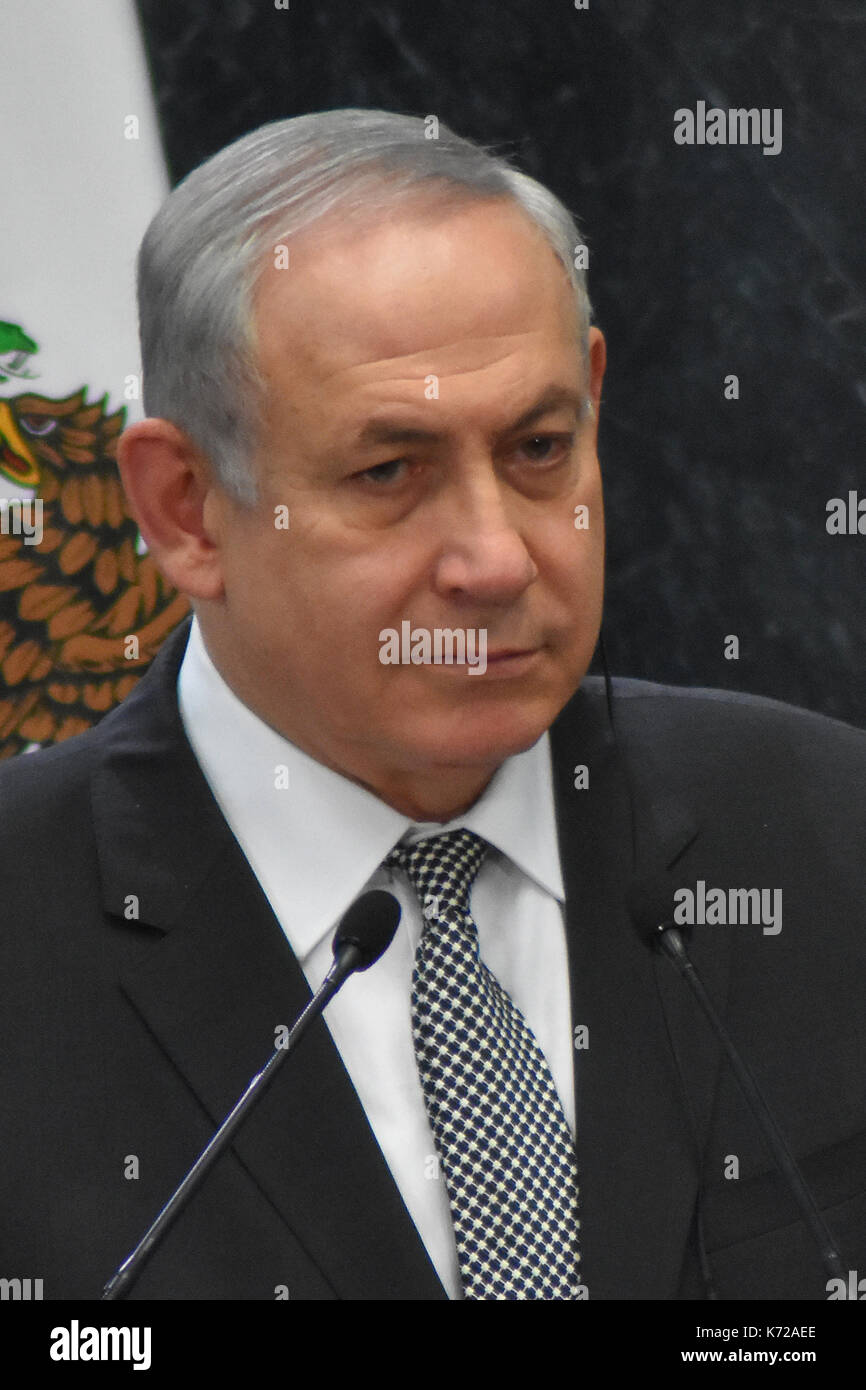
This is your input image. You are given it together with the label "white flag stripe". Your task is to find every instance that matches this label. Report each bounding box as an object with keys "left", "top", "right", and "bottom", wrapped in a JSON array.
[{"left": 0, "top": 0, "right": 167, "bottom": 506}]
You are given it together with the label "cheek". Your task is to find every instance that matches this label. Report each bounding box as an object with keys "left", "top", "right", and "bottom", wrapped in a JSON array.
[
  {"left": 254, "top": 547, "right": 412, "bottom": 675},
  {"left": 572, "top": 474, "right": 605, "bottom": 589},
  {"left": 549, "top": 504, "right": 604, "bottom": 592}
]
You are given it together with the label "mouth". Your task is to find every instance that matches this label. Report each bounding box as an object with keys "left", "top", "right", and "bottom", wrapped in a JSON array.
[
  {"left": 416, "top": 646, "right": 542, "bottom": 678},
  {"left": 485, "top": 647, "right": 539, "bottom": 662},
  {"left": 476, "top": 647, "right": 543, "bottom": 678}
]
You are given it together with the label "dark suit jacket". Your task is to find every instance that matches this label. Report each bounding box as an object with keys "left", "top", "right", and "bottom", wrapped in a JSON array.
[{"left": 1, "top": 618, "right": 865, "bottom": 1300}]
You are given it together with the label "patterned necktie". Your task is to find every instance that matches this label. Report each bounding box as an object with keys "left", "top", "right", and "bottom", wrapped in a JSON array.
[{"left": 385, "top": 828, "right": 582, "bottom": 1299}]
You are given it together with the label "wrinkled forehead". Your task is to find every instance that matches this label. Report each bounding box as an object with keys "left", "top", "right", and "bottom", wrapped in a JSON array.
[{"left": 250, "top": 195, "right": 583, "bottom": 396}]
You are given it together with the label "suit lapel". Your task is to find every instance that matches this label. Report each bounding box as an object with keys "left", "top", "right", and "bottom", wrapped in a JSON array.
[
  {"left": 91, "top": 621, "right": 445, "bottom": 1300},
  {"left": 550, "top": 681, "right": 731, "bottom": 1299}
]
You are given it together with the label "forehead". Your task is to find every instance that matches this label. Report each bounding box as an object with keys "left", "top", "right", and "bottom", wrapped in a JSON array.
[{"left": 251, "top": 196, "right": 583, "bottom": 400}]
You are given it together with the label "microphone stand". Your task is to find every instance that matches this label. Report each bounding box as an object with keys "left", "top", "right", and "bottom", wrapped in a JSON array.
[
  {"left": 103, "top": 893, "right": 399, "bottom": 1301},
  {"left": 656, "top": 924, "right": 846, "bottom": 1283}
]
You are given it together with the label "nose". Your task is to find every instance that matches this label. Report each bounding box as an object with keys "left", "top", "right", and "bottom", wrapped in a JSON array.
[{"left": 431, "top": 467, "right": 538, "bottom": 605}]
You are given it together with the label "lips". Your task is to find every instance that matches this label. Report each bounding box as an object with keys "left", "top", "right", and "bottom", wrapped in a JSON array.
[{"left": 485, "top": 647, "right": 539, "bottom": 661}]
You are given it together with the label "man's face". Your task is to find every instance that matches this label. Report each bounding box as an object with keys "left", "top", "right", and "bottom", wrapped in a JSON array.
[{"left": 202, "top": 195, "right": 605, "bottom": 810}]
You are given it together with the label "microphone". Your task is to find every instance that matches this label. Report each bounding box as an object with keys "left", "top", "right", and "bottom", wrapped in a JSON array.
[
  {"left": 330, "top": 888, "right": 402, "bottom": 980},
  {"left": 629, "top": 873, "right": 845, "bottom": 1284},
  {"left": 102, "top": 890, "right": 401, "bottom": 1301}
]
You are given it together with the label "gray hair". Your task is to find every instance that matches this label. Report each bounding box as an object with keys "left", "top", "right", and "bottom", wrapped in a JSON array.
[{"left": 138, "top": 109, "right": 593, "bottom": 504}]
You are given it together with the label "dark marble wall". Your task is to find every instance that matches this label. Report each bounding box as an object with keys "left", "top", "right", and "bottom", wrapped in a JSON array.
[{"left": 136, "top": 0, "right": 866, "bottom": 725}]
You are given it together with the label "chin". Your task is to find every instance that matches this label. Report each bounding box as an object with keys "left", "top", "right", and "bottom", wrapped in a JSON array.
[{"left": 399, "top": 700, "right": 556, "bottom": 770}]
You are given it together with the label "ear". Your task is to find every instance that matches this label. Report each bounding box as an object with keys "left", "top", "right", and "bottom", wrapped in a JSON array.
[
  {"left": 587, "top": 326, "right": 606, "bottom": 418},
  {"left": 116, "top": 418, "right": 226, "bottom": 600}
]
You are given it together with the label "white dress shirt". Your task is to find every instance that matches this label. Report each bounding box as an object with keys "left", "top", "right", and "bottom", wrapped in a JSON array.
[{"left": 177, "top": 616, "right": 576, "bottom": 1298}]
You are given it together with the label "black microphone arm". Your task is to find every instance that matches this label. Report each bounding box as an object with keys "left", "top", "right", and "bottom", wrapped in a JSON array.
[
  {"left": 629, "top": 875, "right": 846, "bottom": 1285},
  {"left": 102, "top": 889, "right": 401, "bottom": 1301}
]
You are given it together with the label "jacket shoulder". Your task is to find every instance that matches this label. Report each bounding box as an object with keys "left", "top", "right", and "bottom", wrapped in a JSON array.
[
  {"left": 581, "top": 673, "right": 866, "bottom": 749},
  {"left": 0, "top": 620, "right": 189, "bottom": 833},
  {"left": 572, "top": 674, "right": 866, "bottom": 803},
  {"left": 0, "top": 722, "right": 104, "bottom": 826}
]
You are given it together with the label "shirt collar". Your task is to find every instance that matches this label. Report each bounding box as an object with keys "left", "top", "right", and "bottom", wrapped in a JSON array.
[{"left": 177, "top": 616, "right": 565, "bottom": 961}]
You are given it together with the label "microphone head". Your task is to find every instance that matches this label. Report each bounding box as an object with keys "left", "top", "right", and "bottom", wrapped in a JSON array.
[
  {"left": 627, "top": 872, "right": 678, "bottom": 950},
  {"left": 333, "top": 890, "right": 401, "bottom": 971}
]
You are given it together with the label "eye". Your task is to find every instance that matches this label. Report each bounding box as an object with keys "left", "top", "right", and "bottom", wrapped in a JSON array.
[
  {"left": 515, "top": 433, "right": 574, "bottom": 465},
  {"left": 19, "top": 415, "right": 57, "bottom": 437},
  {"left": 356, "top": 458, "right": 410, "bottom": 485}
]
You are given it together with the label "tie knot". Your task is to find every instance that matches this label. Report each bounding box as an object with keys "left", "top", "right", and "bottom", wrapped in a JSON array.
[{"left": 385, "top": 828, "right": 489, "bottom": 923}]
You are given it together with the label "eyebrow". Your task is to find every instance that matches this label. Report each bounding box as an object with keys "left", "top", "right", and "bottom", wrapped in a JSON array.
[{"left": 350, "top": 385, "right": 585, "bottom": 449}]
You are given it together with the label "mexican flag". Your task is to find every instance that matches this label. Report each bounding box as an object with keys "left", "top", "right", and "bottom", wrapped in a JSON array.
[{"left": 0, "top": 0, "right": 188, "bottom": 757}]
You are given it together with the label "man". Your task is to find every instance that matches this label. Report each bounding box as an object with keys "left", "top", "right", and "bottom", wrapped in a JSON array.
[{"left": 1, "top": 110, "right": 864, "bottom": 1302}]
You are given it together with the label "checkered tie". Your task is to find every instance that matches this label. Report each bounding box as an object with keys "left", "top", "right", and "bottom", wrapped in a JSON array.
[{"left": 386, "top": 828, "right": 582, "bottom": 1299}]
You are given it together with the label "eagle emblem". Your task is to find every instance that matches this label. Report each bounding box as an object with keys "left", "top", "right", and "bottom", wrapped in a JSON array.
[{"left": 0, "top": 319, "right": 189, "bottom": 757}]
